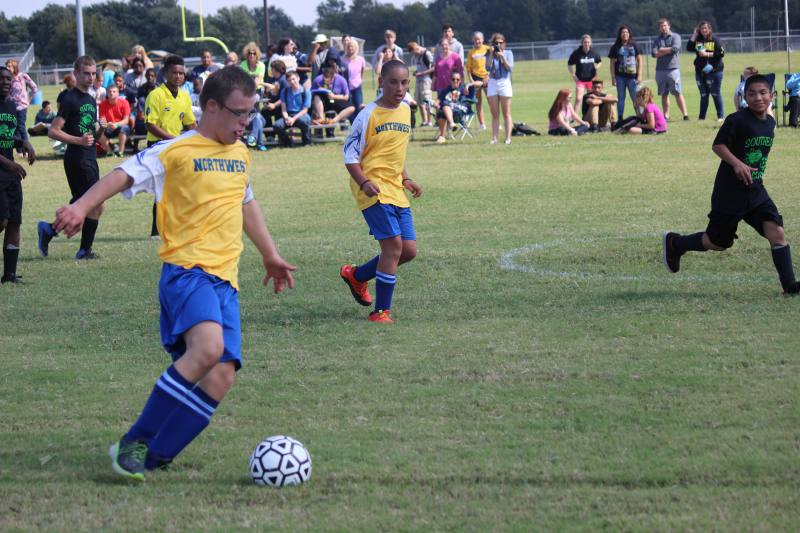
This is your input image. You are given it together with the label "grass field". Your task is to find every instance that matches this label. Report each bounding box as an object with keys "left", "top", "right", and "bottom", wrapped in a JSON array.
[{"left": 2, "top": 52, "right": 800, "bottom": 531}]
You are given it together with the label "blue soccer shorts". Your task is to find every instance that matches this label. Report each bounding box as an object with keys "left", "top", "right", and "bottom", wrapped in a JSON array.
[
  {"left": 158, "top": 263, "right": 242, "bottom": 370},
  {"left": 361, "top": 202, "right": 416, "bottom": 241}
]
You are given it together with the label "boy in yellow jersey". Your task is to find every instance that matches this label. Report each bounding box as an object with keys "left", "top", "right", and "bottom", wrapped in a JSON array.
[
  {"left": 145, "top": 54, "right": 195, "bottom": 238},
  {"left": 52, "top": 67, "right": 295, "bottom": 480},
  {"left": 340, "top": 60, "right": 423, "bottom": 324}
]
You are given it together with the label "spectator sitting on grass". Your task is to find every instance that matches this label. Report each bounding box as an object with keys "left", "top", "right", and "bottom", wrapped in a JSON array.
[
  {"left": 99, "top": 84, "right": 133, "bottom": 156},
  {"left": 582, "top": 79, "right": 617, "bottom": 131},
  {"left": 547, "top": 88, "right": 589, "bottom": 136},
  {"left": 27, "top": 100, "right": 56, "bottom": 136},
  {"left": 615, "top": 86, "right": 667, "bottom": 135},
  {"left": 434, "top": 71, "right": 473, "bottom": 144},
  {"left": 274, "top": 70, "right": 312, "bottom": 147},
  {"left": 311, "top": 64, "right": 354, "bottom": 126}
]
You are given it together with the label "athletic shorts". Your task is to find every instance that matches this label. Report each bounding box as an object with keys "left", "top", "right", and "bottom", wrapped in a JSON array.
[
  {"left": 575, "top": 80, "right": 593, "bottom": 90},
  {"left": 63, "top": 150, "right": 100, "bottom": 204},
  {"left": 487, "top": 78, "right": 513, "bottom": 98},
  {"left": 159, "top": 263, "right": 243, "bottom": 370},
  {"left": 0, "top": 180, "right": 23, "bottom": 224},
  {"left": 104, "top": 125, "right": 131, "bottom": 137},
  {"left": 414, "top": 77, "right": 433, "bottom": 105},
  {"left": 362, "top": 202, "right": 416, "bottom": 241},
  {"left": 705, "top": 198, "right": 783, "bottom": 249},
  {"left": 656, "top": 69, "right": 682, "bottom": 96},
  {"left": 321, "top": 98, "right": 352, "bottom": 114}
]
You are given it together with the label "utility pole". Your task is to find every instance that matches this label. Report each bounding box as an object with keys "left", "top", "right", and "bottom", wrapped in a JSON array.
[
  {"left": 76, "top": 0, "right": 85, "bottom": 57},
  {"left": 263, "top": 0, "right": 271, "bottom": 50},
  {"left": 785, "top": 0, "right": 791, "bottom": 72}
]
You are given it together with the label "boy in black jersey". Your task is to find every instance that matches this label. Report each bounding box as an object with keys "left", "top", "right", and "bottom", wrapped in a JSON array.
[
  {"left": 38, "top": 55, "right": 104, "bottom": 260},
  {"left": 0, "top": 66, "right": 36, "bottom": 283},
  {"left": 663, "top": 75, "right": 800, "bottom": 294}
]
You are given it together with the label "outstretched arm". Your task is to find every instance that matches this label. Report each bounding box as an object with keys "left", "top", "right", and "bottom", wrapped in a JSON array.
[
  {"left": 54, "top": 169, "right": 133, "bottom": 236},
  {"left": 243, "top": 199, "right": 296, "bottom": 293}
]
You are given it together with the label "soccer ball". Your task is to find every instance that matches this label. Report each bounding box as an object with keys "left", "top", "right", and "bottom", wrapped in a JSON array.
[{"left": 249, "top": 435, "right": 312, "bottom": 487}]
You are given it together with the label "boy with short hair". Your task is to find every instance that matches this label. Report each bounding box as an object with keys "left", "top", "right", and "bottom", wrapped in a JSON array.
[
  {"left": 582, "top": 79, "right": 618, "bottom": 131},
  {"left": 52, "top": 66, "right": 296, "bottom": 480},
  {"left": 663, "top": 74, "right": 799, "bottom": 295},
  {"left": 340, "top": 60, "right": 423, "bottom": 324},
  {"left": 0, "top": 66, "right": 36, "bottom": 284},
  {"left": 39, "top": 55, "right": 104, "bottom": 260}
]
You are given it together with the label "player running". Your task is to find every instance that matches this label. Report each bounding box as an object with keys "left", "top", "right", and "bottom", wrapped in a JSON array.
[
  {"left": 663, "top": 74, "right": 800, "bottom": 295},
  {"left": 340, "top": 60, "right": 423, "bottom": 324},
  {"left": 53, "top": 66, "right": 296, "bottom": 480}
]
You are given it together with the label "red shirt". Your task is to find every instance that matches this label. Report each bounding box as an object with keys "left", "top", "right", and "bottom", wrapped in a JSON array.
[{"left": 99, "top": 97, "right": 131, "bottom": 124}]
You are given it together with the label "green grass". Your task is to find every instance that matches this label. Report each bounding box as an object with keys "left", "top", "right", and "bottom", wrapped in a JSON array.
[{"left": 2, "top": 52, "right": 800, "bottom": 531}]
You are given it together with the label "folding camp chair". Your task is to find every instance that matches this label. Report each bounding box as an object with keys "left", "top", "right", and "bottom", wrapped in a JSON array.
[{"left": 454, "top": 97, "right": 477, "bottom": 140}]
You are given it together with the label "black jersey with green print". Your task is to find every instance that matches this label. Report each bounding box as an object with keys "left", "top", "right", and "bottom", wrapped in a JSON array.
[
  {"left": 57, "top": 88, "right": 98, "bottom": 159},
  {"left": 0, "top": 97, "right": 23, "bottom": 182},
  {"left": 711, "top": 108, "right": 775, "bottom": 214}
]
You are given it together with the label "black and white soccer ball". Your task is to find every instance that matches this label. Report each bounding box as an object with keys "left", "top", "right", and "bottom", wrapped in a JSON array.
[{"left": 249, "top": 435, "right": 312, "bottom": 487}]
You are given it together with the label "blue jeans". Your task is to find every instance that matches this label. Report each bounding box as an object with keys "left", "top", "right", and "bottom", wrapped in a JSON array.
[
  {"left": 273, "top": 113, "right": 311, "bottom": 146},
  {"left": 695, "top": 70, "right": 724, "bottom": 119},
  {"left": 615, "top": 76, "right": 638, "bottom": 120},
  {"left": 248, "top": 112, "right": 266, "bottom": 147}
]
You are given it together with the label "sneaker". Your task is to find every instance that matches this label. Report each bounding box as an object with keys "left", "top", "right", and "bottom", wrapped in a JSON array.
[
  {"left": 368, "top": 310, "right": 394, "bottom": 324},
  {"left": 109, "top": 436, "right": 147, "bottom": 481},
  {"left": 245, "top": 135, "right": 256, "bottom": 147},
  {"left": 257, "top": 145, "right": 267, "bottom": 152},
  {"left": 717, "top": 118, "right": 724, "bottom": 123},
  {"left": 504, "top": 139, "right": 512, "bottom": 145},
  {"left": 783, "top": 281, "right": 800, "bottom": 295},
  {"left": 478, "top": 123, "right": 487, "bottom": 131},
  {"left": 683, "top": 115, "right": 690, "bottom": 121},
  {"left": 75, "top": 248, "right": 99, "bottom": 260},
  {"left": 340, "top": 264, "right": 372, "bottom": 306},
  {"left": 1, "top": 273, "right": 22, "bottom": 284},
  {"left": 37, "top": 220, "right": 56, "bottom": 258},
  {"left": 435, "top": 135, "right": 446, "bottom": 143},
  {"left": 662, "top": 232, "right": 683, "bottom": 273}
]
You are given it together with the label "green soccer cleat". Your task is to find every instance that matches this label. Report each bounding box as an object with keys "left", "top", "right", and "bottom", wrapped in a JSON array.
[{"left": 109, "top": 436, "right": 148, "bottom": 482}]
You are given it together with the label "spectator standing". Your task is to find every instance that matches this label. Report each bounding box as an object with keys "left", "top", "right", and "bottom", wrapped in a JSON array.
[
  {"left": 89, "top": 73, "right": 106, "bottom": 106},
  {"left": 486, "top": 33, "right": 514, "bottom": 145},
  {"left": 130, "top": 45, "right": 154, "bottom": 70},
  {"left": 407, "top": 41, "right": 434, "bottom": 127},
  {"left": 99, "top": 85, "right": 133, "bottom": 155},
  {"left": 240, "top": 42, "right": 266, "bottom": 89},
  {"left": 466, "top": 32, "right": 490, "bottom": 130},
  {"left": 652, "top": 18, "right": 689, "bottom": 121},
  {"left": 567, "top": 35, "right": 602, "bottom": 116},
  {"left": 372, "top": 29, "right": 404, "bottom": 68},
  {"left": 433, "top": 39, "right": 463, "bottom": 92},
  {"left": 437, "top": 24, "right": 464, "bottom": 63},
  {"left": 374, "top": 47, "right": 398, "bottom": 89},
  {"left": 5, "top": 59, "right": 37, "bottom": 141},
  {"left": 270, "top": 39, "right": 299, "bottom": 74},
  {"left": 548, "top": 89, "right": 589, "bottom": 136},
  {"left": 190, "top": 50, "right": 221, "bottom": 82},
  {"left": 785, "top": 72, "right": 800, "bottom": 127},
  {"left": 57, "top": 74, "right": 76, "bottom": 111},
  {"left": 608, "top": 26, "right": 643, "bottom": 121},
  {"left": 144, "top": 55, "right": 196, "bottom": 237},
  {"left": 124, "top": 58, "right": 147, "bottom": 106},
  {"left": 343, "top": 40, "right": 367, "bottom": 112},
  {"left": 687, "top": 21, "right": 725, "bottom": 121},
  {"left": 582, "top": 79, "right": 617, "bottom": 131},
  {"left": 274, "top": 71, "right": 312, "bottom": 146},
  {"left": 308, "top": 34, "right": 341, "bottom": 80},
  {"left": 134, "top": 67, "right": 157, "bottom": 136}
]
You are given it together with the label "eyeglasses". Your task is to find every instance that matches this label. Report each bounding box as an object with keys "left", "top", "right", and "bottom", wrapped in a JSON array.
[
  {"left": 451, "top": 78, "right": 461, "bottom": 81},
  {"left": 248, "top": 51, "right": 258, "bottom": 56},
  {"left": 221, "top": 102, "right": 258, "bottom": 123}
]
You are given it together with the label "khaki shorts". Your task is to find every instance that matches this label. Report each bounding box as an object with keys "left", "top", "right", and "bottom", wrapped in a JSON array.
[{"left": 414, "top": 77, "right": 432, "bottom": 105}]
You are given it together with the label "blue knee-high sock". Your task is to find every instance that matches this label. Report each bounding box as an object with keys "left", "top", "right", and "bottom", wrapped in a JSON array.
[
  {"left": 146, "top": 386, "right": 218, "bottom": 468},
  {"left": 771, "top": 244, "right": 796, "bottom": 290},
  {"left": 126, "top": 365, "right": 195, "bottom": 443},
  {"left": 374, "top": 270, "right": 396, "bottom": 311},
  {"left": 355, "top": 255, "right": 379, "bottom": 282}
]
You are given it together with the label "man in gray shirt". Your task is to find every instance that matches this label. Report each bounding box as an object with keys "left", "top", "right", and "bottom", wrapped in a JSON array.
[
  {"left": 435, "top": 24, "right": 464, "bottom": 63},
  {"left": 651, "top": 18, "right": 689, "bottom": 121}
]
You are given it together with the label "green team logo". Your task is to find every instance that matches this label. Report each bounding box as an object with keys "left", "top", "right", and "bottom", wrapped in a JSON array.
[
  {"left": 78, "top": 103, "right": 96, "bottom": 135},
  {"left": 744, "top": 135, "right": 772, "bottom": 180},
  {"left": 0, "top": 113, "right": 17, "bottom": 149},
  {"left": 744, "top": 150, "right": 763, "bottom": 166}
]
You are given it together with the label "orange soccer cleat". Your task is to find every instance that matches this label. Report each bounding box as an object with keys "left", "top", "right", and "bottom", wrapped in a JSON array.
[
  {"left": 340, "top": 264, "right": 373, "bottom": 306},
  {"left": 368, "top": 310, "right": 394, "bottom": 324}
]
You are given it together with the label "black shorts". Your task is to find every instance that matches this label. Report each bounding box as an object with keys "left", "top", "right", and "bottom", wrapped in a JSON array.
[
  {"left": 0, "top": 180, "right": 23, "bottom": 224},
  {"left": 322, "top": 98, "right": 353, "bottom": 114},
  {"left": 64, "top": 150, "right": 100, "bottom": 204},
  {"left": 706, "top": 197, "right": 784, "bottom": 248}
]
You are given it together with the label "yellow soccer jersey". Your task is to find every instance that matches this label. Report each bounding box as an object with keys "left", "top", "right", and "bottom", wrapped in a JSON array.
[
  {"left": 343, "top": 100, "right": 411, "bottom": 211},
  {"left": 119, "top": 131, "right": 254, "bottom": 289},
  {"left": 467, "top": 44, "right": 489, "bottom": 79},
  {"left": 144, "top": 84, "right": 196, "bottom": 143}
]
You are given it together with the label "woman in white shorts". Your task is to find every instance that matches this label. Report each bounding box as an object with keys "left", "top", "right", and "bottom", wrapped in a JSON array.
[{"left": 486, "top": 33, "right": 514, "bottom": 144}]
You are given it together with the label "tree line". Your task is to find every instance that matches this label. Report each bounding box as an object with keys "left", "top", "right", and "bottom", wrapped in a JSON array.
[{"left": 1, "top": 0, "right": 798, "bottom": 65}]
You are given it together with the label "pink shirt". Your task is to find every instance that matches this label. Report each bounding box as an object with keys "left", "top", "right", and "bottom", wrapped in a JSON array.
[
  {"left": 548, "top": 105, "right": 577, "bottom": 130},
  {"left": 433, "top": 53, "right": 463, "bottom": 91},
  {"left": 345, "top": 56, "right": 365, "bottom": 90},
  {"left": 646, "top": 102, "right": 667, "bottom": 132}
]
